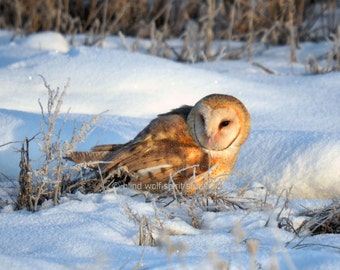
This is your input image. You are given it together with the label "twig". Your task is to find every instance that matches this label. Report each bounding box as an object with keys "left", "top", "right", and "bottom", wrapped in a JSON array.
[
  {"left": 252, "top": 62, "right": 278, "bottom": 74},
  {"left": 0, "top": 140, "right": 24, "bottom": 148}
]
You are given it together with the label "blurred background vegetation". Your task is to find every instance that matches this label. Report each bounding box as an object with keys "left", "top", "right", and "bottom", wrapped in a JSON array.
[
  {"left": 0, "top": 1, "right": 339, "bottom": 63},
  {"left": 0, "top": 1, "right": 338, "bottom": 41}
]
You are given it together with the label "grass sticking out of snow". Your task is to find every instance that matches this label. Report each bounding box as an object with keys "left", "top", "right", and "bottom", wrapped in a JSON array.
[{"left": 15, "top": 78, "right": 101, "bottom": 211}]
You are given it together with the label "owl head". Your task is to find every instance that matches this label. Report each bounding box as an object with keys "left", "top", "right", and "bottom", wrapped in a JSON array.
[{"left": 187, "top": 94, "right": 251, "bottom": 152}]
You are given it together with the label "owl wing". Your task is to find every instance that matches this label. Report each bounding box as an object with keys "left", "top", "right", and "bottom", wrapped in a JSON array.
[
  {"left": 66, "top": 105, "right": 210, "bottom": 191},
  {"left": 65, "top": 107, "right": 193, "bottom": 168},
  {"left": 99, "top": 106, "right": 210, "bottom": 190}
]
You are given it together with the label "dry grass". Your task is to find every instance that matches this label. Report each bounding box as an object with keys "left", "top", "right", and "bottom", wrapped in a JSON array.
[
  {"left": 298, "top": 201, "right": 340, "bottom": 236},
  {"left": 69, "top": 158, "right": 270, "bottom": 232},
  {"left": 63, "top": 162, "right": 137, "bottom": 194},
  {"left": 124, "top": 204, "right": 158, "bottom": 247},
  {"left": 305, "top": 25, "right": 340, "bottom": 74},
  {"left": 278, "top": 201, "right": 340, "bottom": 250},
  {"left": 15, "top": 77, "right": 101, "bottom": 211},
  {"left": 66, "top": 160, "right": 266, "bottom": 210},
  {"left": 0, "top": 0, "right": 339, "bottom": 62}
]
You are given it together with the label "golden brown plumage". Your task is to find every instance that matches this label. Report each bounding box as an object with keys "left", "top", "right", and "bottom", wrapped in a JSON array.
[{"left": 66, "top": 94, "right": 250, "bottom": 194}]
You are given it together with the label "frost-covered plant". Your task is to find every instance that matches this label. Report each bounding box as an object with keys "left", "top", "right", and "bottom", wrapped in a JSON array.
[
  {"left": 17, "top": 77, "right": 100, "bottom": 211},
  {"left": 298, "top": 201, "right": 340, "bottom": 236},
  {"left": 124, "top": 204, "right": 158, "bottom": 247},
  {"left": 305, "top": 26, "right": 340, "bottom": 74},
  {"left": 142, "top": 166, "right": 271, "bottom": 231}
]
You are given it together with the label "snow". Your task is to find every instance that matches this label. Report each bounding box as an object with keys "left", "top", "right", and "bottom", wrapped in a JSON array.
[
  {"left": 23, "top": 31, "right": 70, "bottom": 53},
  {"left": 0, "top": 31, "right": 339, "bottom": 269}
]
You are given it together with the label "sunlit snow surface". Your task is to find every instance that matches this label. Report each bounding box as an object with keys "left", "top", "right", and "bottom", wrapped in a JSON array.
[{"left": 0, "top": 31, "right": 339, "bottom": 269}]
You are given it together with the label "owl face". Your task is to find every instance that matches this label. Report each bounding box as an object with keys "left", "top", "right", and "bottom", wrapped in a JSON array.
[
  {"left": 193, "top": 103, "right": 241, "bottom": 151},
  {"left": 187, "top": 94, "right": 250, "bottom": 152}
]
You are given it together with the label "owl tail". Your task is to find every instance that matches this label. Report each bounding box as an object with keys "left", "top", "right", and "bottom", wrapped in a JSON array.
[
  {"left": 65, "top": 150, "right": 111, "bottom": 169},
  {"left": 65, "top": 144, "right": 123, "bottom": 168}
]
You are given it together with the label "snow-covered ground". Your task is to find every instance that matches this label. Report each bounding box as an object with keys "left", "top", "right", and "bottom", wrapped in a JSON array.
[{"left": 0, "top": 30, "right": 339, "bottom": 269}]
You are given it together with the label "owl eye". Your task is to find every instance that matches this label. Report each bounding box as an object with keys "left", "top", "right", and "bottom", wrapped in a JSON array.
[
  {"left": 200, "top": 115, "right": 205, "bottom": 125},
  {"left": 220, "top": 120, "right": 230, "bottom": 128}
]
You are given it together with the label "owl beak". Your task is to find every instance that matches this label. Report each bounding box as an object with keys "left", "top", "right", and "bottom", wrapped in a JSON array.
[
  {"left": 208, "top": 134, "right": 217, "bottom": 148},
  {"left": 205, "top": 126, "right": 218, "bottom": 148}
]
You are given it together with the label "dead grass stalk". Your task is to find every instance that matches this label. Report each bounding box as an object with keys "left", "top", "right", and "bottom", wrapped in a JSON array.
[
  {"left": 15, "top": 77, "right": 100, "bottom": 211},
  {"left": 1, "top": 1, "right": 338, "bottom": 63}
]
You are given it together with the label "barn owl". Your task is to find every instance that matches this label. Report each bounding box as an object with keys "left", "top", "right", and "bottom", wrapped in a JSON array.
[{"left": 66, "top": 94, "right": 251, "bottom": 194}]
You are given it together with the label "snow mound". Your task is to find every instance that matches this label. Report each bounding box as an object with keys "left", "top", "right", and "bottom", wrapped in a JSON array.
[
  {"left": 23, "top": 31, "right": 69, "bottom": 53},
  {"left": 278, "top": 140, "right": 340, "bottom": 198}
]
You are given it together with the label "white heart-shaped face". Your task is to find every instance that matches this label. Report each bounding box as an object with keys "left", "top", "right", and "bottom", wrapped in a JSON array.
[{"left": 193, "top": 102, "right": 241, "bottom": 151}]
